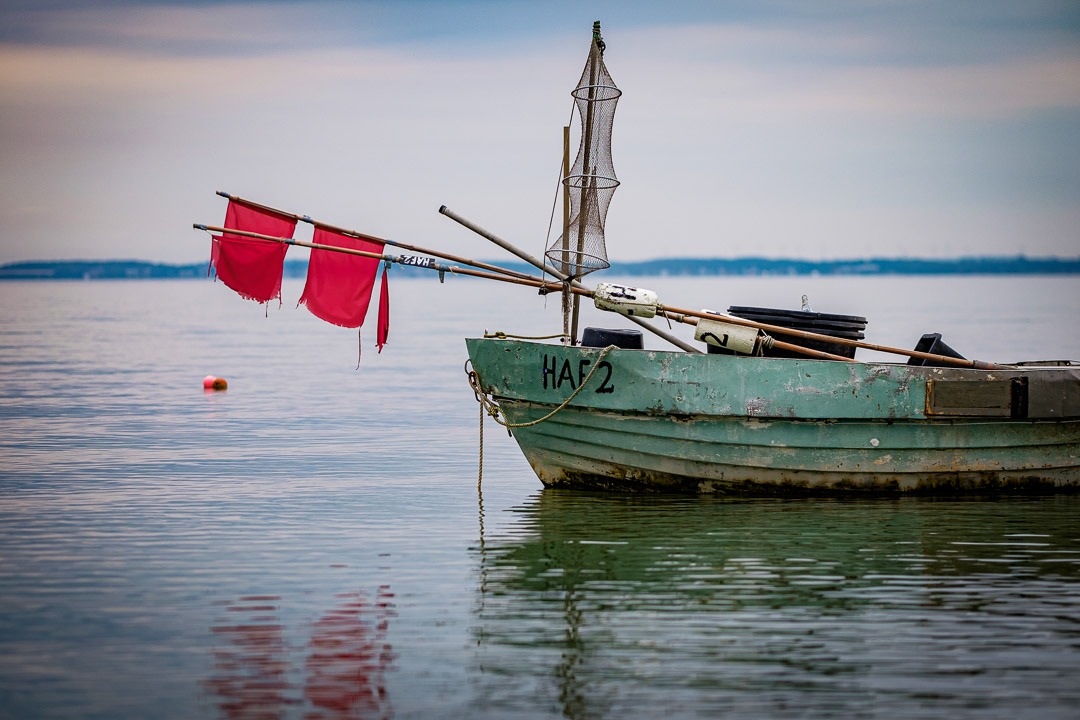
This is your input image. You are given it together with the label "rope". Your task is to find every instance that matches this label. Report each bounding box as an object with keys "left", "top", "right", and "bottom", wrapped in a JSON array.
[
  {"left": 466, "top": 344, "right": 616, "bottom": 430},
  {"left": 484, "top": 330, "right": 570, "bottom": 342},
  {"left": 468, "top": 344, "right": 617, "bottom": 488},
  {"left": 477, "top": 379, "right": 485, "bottom": 490}
]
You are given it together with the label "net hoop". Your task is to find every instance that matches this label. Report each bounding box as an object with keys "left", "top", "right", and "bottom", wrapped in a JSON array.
[
  {"left": 544, "top": 248, "right": 612, "bottom": 273},
  {"left": 571, "top": 84, "right": 622, "bottom": 102},
  {"left": 562, "top": 172, "right": 620, "bottom": 191}
]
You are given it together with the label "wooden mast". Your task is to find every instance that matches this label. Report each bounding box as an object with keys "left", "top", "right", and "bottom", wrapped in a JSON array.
[
  {"left": 569, "top": 21, "right": 603, "bottom": 345},
  {"left": 561, "top": 125, "right": 572, "bottom": 342}
]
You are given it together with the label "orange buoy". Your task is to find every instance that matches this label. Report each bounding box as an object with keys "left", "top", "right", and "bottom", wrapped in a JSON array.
[{"left": 203, "top": 375, "right": 228, "bottom": 391}]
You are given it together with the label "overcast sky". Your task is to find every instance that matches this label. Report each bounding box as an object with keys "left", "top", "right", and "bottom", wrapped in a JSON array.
[{"left": 1, "top": 0, "right": 1078, "bottom": 265}]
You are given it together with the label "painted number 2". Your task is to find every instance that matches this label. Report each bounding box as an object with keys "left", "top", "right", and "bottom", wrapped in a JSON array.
[
  {"left": 700, "top": 332, "right": 730, "bottom": 347},
  {"left": 542, "top": 355, "right": 615, "bottom": 394}
]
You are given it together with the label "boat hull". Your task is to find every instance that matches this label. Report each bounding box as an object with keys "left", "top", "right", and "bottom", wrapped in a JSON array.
[{"left": 466, "top": 338, "right": 1080, "bottom": 494}]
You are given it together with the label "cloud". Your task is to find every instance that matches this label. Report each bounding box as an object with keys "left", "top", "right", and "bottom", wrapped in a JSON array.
[{"left": 1, "top": 1, "right": 1078, "bottom": 264}]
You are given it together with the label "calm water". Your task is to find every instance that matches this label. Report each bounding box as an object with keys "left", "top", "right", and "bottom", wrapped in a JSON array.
[{"left": 1, "top": 275, "right": 1079, "bottom": 719}]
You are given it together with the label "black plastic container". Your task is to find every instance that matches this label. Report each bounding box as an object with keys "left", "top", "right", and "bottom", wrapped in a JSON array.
[
  {"left": 581, "top": 327, "right": 644, "bottom": 350},
  {"left": 708, "top": 306, "right": 868, "bottom": 359},
  {"left": 906, "top": 333, "right": 965, "bottom": 367}
]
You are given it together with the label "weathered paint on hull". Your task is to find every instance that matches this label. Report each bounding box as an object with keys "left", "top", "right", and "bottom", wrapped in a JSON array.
[
  {"left": 466, "top": 338, "right": 1080, "bottom": 495},
  {"left": 499, "top": 401, "right": 1079, "bottom": 494}
]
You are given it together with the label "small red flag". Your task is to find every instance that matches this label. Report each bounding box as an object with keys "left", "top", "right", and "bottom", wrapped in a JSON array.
[
  {"left": 211, "top": 200, "right": 297, "bottom": 303},
  {"left": 299, "top": 227, "right": 384, "bottom": 328},
  {"left": 376, "top": 263, "right": 390, "bottom": 352}
]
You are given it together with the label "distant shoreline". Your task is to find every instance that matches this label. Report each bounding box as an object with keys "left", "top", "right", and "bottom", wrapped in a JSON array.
[{"left": 1, "top": 256, "right": 1078, "bottom": 280}]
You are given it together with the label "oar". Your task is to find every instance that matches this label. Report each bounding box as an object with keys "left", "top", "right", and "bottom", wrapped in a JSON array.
[
  {"left": 215, "top": 191, "right": 540, "bottom": 284},
  {"left": 437, "top": 205, "right": 701, "bottom": 354}
]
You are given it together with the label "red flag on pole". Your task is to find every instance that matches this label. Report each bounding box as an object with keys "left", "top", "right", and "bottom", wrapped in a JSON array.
[
  {"left": 299, "top": 227, "right": 384, "bottom": 328},
  {"left": 376, "top": 263, "right": 390, "bottom": 352},
  {"left": 211, "top": 200, "right": 297, "bottom": 303}
]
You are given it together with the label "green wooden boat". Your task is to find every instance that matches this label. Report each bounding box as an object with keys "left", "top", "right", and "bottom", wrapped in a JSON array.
[
  {"left": 465, "top": 337, "right": 1080, "bottom": 494},
  {"left": 456, "top": 24, "right": 1080, "bottom": 495}
]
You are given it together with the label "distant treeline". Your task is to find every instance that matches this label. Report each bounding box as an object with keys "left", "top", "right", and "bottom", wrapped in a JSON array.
[
  {"left": 602, "top": 256, "right": 1080, "bottom": 276},
  {"left": 1, "top": 255, "right": 1078, "bottom": 280}
]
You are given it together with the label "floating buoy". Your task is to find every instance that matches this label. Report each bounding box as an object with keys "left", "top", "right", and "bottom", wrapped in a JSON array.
[{"left": 203, "top": 375, "right": 228, "bottom": 391}]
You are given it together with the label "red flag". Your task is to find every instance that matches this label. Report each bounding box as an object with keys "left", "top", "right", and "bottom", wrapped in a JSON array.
[
  {"left": 300, "top": 227, "right": 384, "bottom": 328},
  {"left": 376, "top": 263, "right": 390, "bottom": 352},
  {"left": 211, "top": 200, "right": 297, "bottom": 303}
]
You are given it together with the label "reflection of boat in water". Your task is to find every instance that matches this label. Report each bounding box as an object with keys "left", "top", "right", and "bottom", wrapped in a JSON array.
[
  {"left": 480, "top": 492, "right": 933, "bottom": 609},
  {"left": 471, "top": 491, "right": 1080, "bottom": 718}
]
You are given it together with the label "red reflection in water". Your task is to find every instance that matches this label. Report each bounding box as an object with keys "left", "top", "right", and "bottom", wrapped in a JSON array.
[
  {"left": 205, "top": 588, "right": 395, "bottom": 720},
  {"left": 305, "top": 587, "right": 395, "bottom": 720},
  {"left": 206, "top": 595, "right": 294, "bottom": 719}
]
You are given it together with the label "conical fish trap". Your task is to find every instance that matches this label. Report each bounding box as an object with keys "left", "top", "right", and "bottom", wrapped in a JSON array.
[{"left": 546, "top": 28, "right": 620, "bottom": 278}]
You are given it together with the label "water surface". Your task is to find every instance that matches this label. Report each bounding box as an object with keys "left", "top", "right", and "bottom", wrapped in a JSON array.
[{"left": 0, "top": 275, "right": 1078, "bottom": 718}]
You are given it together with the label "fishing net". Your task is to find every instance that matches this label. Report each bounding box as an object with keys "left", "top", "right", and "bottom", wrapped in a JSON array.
[{"left": 545, "top": 25, "right": 620, "bottom": 278}]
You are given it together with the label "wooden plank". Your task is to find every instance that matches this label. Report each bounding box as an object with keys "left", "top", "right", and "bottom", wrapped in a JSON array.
[{"left": 926, "top": 379, "right": 1012, "bottom": 417}]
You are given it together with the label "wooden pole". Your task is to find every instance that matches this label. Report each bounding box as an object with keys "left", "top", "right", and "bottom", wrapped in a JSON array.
[
  {"left": 562, "top": 126, "right": 571, "bottom": 266},
  {"left": 568, "top": 33, "right": 602, "bottom": 345},
  {"left": 438, "top": 206, "right": 700, "bottom": 353},
  {"left": 204, "top": 223, "right": 846, "bottom": 361},
  {"left": 439, "top": 205, "right": 556, "bottom": 278},
  {"left": 659, "top": 305, "right": 1006, "bottom": 370},
  {"left": 431, "top": 210, "right": 998, "bottom": 367},
  {"left": 199, "top": 220, "right": 1004, "bottom": 368},
  {"left": 561, "top": 125, "right": 572, "bottom": 341},
  {"left": 567, "top": 162, "right": 589, "bottom": 345},
  {"left": 215, "top": 191, "right": 538, "bottom": 283},
  {"left": 197, "top": 224, "right": 569, "bottom": 289}
]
